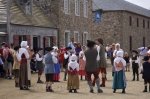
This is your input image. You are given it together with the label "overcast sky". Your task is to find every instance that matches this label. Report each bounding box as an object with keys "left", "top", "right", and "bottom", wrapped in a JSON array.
[{"left": 125, "top": 0, "right": 150, "bottom": 9}]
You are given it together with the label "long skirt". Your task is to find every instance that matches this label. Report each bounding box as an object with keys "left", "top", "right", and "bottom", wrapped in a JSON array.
[
  {"left": 79, "top": 59, "right": 86, "bottom": 76},
  {"left": 53, "top": 63, "right": 60, "bottom": 81},
  {"left": 67, "top": 74, "right": 79, "bottom": 90},
  {"left": 112, "top": 70, "right": 126, "bottom": 89},
  {"left": 19, "top": 62, "right": 28, "bottom": 87}
]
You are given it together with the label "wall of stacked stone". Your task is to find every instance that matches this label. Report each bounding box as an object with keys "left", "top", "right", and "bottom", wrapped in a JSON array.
[{"left": 58, "top": 0, "right": 93, "bottom": 46}]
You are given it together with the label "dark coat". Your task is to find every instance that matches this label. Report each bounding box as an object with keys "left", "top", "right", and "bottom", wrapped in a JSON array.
[{"left": 142, "top": 62, "right": 150, "bottom": 80}]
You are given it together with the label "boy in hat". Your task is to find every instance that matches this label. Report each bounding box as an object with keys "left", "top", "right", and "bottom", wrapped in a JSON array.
[
  {"left": 63, "top": 47, "right": 72, "bottom": 81},
  {"left": 67, "top": 54, "right": 79, "bottom": 93},
  {"left": 131, "top": 50, "right": 139, "bottom": 81},
  {"left": 44, "top": 47, "right": 58, "bottom": 92},
  {"left": 35, "top": 48, "right": 44, "bottom": 83},
  {"left": 142, "top": 56, "right": 150, "bottom": 92}
]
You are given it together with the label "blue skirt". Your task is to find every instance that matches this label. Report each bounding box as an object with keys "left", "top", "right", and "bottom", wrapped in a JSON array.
[
  {"left": 112, "top": 70, "right": 126, "bottom": 89},
  {"left": 54, "top": 63, "right": 61, "bottom": 74}
]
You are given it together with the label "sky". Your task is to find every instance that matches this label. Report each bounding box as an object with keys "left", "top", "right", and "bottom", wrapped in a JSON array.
[{"left": 125, "top": 0, "right": 150, "bottom": 9}]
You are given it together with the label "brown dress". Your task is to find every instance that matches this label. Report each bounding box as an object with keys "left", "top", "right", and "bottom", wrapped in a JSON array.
[
  {"left": 19, "top": 54, "right": 28, "bottom": 88},
  {"left": 67, "top": 68, "right": 79, "bottom": 90}
]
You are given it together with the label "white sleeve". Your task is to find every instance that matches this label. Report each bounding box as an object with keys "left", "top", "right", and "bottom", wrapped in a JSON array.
[
  {"left": 16, "top": 52, "right": 21, "bottom": 61},
  {"left": 122, "top": 59, "right": 126, "bottom": 67},
  {"left": 113, "top": 50, "right": 117, "bottom": 57},
  {"left": 24, "top": 50, "right": 29, "bottom": 59},
  {"left": 68, "top": 63, "right": 71, "bottom": 70},
  {"left": 76, "top": 63, "right": 79, "bottom": 71},
  {"left": 64, "top": 53, "right": 69, "bottom": 59},
  {"left": 52, "top": 55, "right": 58, "bottom": 64},
  {"left": 36, "top": 54, "right": 43, "bottom": 61}
]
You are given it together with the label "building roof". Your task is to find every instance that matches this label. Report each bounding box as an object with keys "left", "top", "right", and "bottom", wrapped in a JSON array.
[
  {"left": 93, "top": 0, "right": 150, "bottom": 17},
  {"left": 10, "top": 0, "right": 56, "bottom": 27},
  {"left": 0, "top": 0, "right": 7, "bottom": 23}
]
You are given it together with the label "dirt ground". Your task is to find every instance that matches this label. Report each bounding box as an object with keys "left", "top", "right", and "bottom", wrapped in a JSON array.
[{"left": 0, "top": 66, "right": 150, "bottom": 99}]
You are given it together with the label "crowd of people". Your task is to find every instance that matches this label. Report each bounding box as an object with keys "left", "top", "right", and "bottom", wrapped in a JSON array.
[{"left": 0, "top": 38, "right": 150, "bottom": 94}]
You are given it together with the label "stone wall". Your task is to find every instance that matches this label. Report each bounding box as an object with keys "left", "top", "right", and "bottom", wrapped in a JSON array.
[
  {"left": 92, "top": 10, "right": 150, "bottom": 53},
  {"left": 58, "top": 0, "right": 93, "bottom": 46}
]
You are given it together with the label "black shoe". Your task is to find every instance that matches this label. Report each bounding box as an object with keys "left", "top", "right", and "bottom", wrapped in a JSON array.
[
  {"left": 143, "top": 86, "right": 147, "bottom": 92},
  {"left": 90, "top": 89, "right": 94, "bottom": 93},
  {"left": 37, "top": 80, "right": 44, "bottom": 84},
  {"left": 20, "top": 87, "right": 24, "bottom": 90},
  {"left": 98, "top": 89, "right": 103, "bottom": 93},
  {"left": 122, "top": 89, "right": 126, "bottom": 94},
  {"left": 113, "top": 89, "right": 116, "bottom": 93},
  {"left": 132, "top": 78, "right": 135, "bottom": 81},
  {"left": 100, "top": 84, "right": 105, "bottom": 87},
  {"left": 69, "top": 90, "right": 72, "bottom": 93},
  {"left": 74, "top": 89, "right": 78, "bottom": 93},
  {"left": 49, "top": 87, "right": 54, "bottom": 92}
]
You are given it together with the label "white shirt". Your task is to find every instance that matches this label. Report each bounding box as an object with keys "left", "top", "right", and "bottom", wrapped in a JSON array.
[
  {"left": 36, "top": 53, "right": 43, "bottom": 61},
  {"left": 17, "top": 48, "right": 29, "bottom": 61}
]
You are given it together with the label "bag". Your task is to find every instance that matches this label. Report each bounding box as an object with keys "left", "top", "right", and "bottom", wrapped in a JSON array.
[{"left": 7, "top": 52, "right": 14, "bottom": 62}]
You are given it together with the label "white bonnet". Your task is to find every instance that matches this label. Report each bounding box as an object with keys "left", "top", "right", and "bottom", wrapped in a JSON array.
[
  {"left": 116, "top": 51, "right": 124, "bottom": 57},
  {"left": 53, "top": 46, "right": 58, "bottom": 50},
  {"left": 20, "top": 41, "right": 28, "bottom": 47},
  {"left": 70, "top": 54, "right": 77, "bottom": 61}
]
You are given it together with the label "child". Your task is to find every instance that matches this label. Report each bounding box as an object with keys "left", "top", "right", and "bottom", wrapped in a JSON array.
[
  {"left": 131, "top": 50, "right": 139, "bottom": 81},
  {"left": 67, "top": 54, "right": 79, "bottom": 93},
  {"left": 142, "top": 56, "right": 150, "bottom": 92},
  {"left": 79, "top": 46, "right": 86, "bottom": 80},
  {"left": 124, "top": 52, "right": 130, "bottom": 72},
  {"left": 113, "top": 51, "right": 126, "bottom": 93},
  {"left": 63, "top": 47, "right": 72, "bottom": 81},
  {"left": 44, "top": 47, "right": 58, "bottom": 92}
]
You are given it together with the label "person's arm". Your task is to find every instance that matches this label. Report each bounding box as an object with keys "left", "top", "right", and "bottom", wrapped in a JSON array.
[
  {"left": 36, "top": 54, "right": 43, "bottom": 61},
  {"left": 24, "top": 50, "right": 29, "bottom": 59},
  {"left": 52, "top": 55, "right": 58, "bottom": 64}
]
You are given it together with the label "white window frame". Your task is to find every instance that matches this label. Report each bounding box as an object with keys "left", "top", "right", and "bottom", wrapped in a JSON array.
[
  {"left": 75, "top": 0, "right": 80, "bottom": 16},
  {"left": 83, "top": 32, "right": 88, "bottom": 45},
  {"left": 83, "top": 0, "right": 88, "bottom": 18},
  {"left": 74, "top": 31, "right": 80, "bottom": 43},
  {"left": 64, "top": 0, "right": 70, "bottom": 14},
  {"left": 64, "top": 30, "right": 70, "bottom": 46}
]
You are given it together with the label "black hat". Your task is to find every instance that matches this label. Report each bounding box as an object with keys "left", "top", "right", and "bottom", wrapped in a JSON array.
[
  {"left": 132, "top": 50, "right": 138, "bottom": 54},
  {"left": 35, "top": 48, "right": 43, "bottom": 52},
  {"left": 66, "top": 47, "right": 72, "bottom": 50},
  {"left": 45, "top": 47, "right": 53, "bottom": 51},
  {"left": 143, "top": 56, "right": 150, "bottom": 61},
  {"left": 14, "top": 46, "right": 20, "bottom": 51},
  {"left": 1, "top": 42, "right": 6, "bottom": 46},
  {"left": 87, "top": 40, "right": 96, "bottom": 48}
]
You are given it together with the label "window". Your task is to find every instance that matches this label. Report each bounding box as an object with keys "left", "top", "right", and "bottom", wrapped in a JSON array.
[
  {"left": 129, "top": 16, "right": 132, "bottom": 26},
  {"left": 83, "top": 0, "right": 88, "bottom": 18},
  {"left": 75, "top": 0, "right": 80, "bottom": 16},
  {"left": 82, "top": 32, "right": 88, "bottom": 45},
  {"left": 64, "top": 31, "right": 70, "bottom": 47},
  {"left": 19, "top": 35, "right": 27, "bottom": 45},
  {"left": 94, "top": 10, "right": 102, "bottom": 23},
  {"left": 74, "top": 31, "right": 79, "bottom": 43},
  {"left": 137, "top": 18, "right": 139, "bottom": 27},
  {"left": 129, "top": 36, "right": 132, "bottom": 51},
  {"left": 143, "top": 19, "right": 145, "bottom": 28},
  {"left": 64, "top": 0, "right": 70, "bottom": 14},
  {"left": 148, "top": 21, "right": 149, "bottom": 29}
]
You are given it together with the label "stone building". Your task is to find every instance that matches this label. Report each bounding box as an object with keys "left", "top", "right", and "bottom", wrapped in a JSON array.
[
  {"left": 93, "top": 0, "right": 150, "bottom": 52},
  {"left": 57, "top": 0, "right": 93, "bottom": 46},
  {"left": 0, "top": 0, "right": 93, "bottom": 48},
  {"left": 0, "top": 0, "right": 7, "bottom": 43}
]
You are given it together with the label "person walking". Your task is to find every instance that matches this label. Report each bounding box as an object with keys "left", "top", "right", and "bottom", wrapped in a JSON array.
[
  {"left": 113, "top": 51, "right": 126, "bottom": 93},
  {"left": 44, "top": 47, "right": 58, "bottom": 92},
  {"left": 84, "top": 40, "right": 103, "bottom": 93}
]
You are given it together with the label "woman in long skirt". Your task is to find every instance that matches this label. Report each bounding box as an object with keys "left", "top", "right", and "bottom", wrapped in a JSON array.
[
  {"left": 113, "top": 51, "right": 126, "bottom": 93},
  {"left": 52, "top": 46, "right": 61, "bottom": 82},
  {"left": 18, "top": 41, "right": 30, "bottom": 90}
]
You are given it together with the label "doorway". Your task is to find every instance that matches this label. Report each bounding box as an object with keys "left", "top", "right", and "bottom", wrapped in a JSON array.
[{"left": 33, "top": 36, "right": 40, "bottom": 50}]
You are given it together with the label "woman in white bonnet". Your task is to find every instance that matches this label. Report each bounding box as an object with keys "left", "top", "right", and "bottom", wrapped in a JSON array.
[
  {"left": 18, "top": 41, "right": 30, "bottom": 90},
  {"left": 113, "top": 51, "right": 126, "bottom": 93},
  {"left": 67, "top": 54, "right": 79, "bottom": 93}
]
